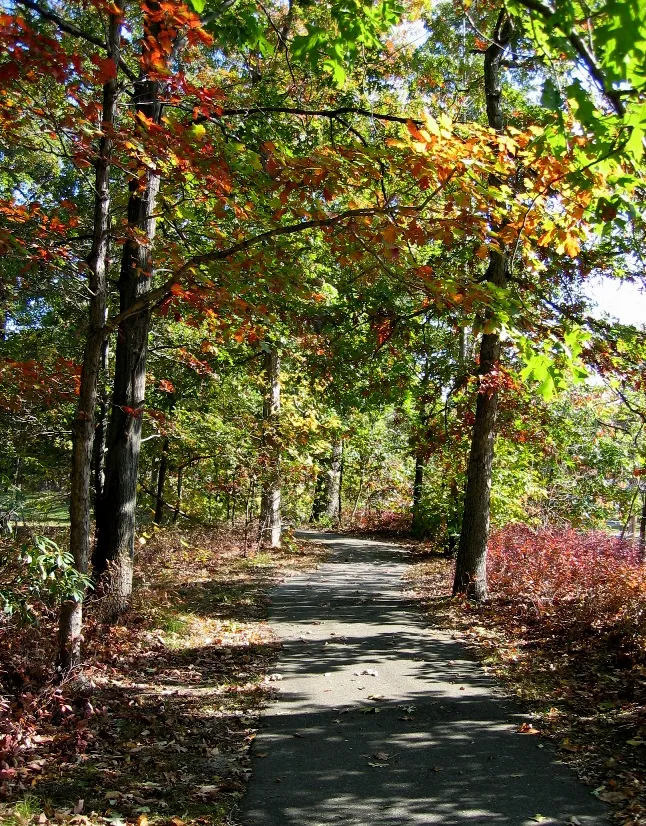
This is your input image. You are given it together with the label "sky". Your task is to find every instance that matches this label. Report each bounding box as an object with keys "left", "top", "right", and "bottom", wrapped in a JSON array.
[{"left": 584, "top": 276, "right": 646, "bottom": 329}]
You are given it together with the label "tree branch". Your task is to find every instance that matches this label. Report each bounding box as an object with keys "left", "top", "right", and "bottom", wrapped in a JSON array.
[
  {"left": 103, "top": 204, "right": 426, "bottom": 333},
  {"left": 512, "top": 0, "right": 625, "bottom": 116},
  {"left": 212, "top": 105, "right": 424, "bottom": 127},
  {"left": 15, "top": 0, "right": 137, "bottom": 81}
]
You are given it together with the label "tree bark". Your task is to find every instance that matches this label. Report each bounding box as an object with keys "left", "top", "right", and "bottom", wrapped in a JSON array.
[
  {"left": 93, "top": 15, "right": 165, "bottom": 617},
  {"left": 58, "top": 4, "right": 122, "bottom": 670},
  {"left": 92, "top": 336, "right": 109, "bottom": 519},
  {"left": 153, "top": 436, "right": 169, "bottom": 525},
  {"left": 259, "top": 347, "right": 281, "bottom": 548},
  {"left": 639, "top": 490, "right": 646, "bottom": 560},
  {"left": 411, "top": 453, "right": 426, "bottom": 537},
  {"left": 311, "top": 440, "right": 343, "bottom": 523},
  {"left": 453, "top": 9, "right": 513, "bottom": 601},
  {"left": 326, "top": 440, "right": 342, "bottom": 522}
]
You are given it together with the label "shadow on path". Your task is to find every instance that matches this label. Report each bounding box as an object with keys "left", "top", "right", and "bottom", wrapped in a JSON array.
[{"left": 239, "top": 532, "right": 610, "bottom": 825}]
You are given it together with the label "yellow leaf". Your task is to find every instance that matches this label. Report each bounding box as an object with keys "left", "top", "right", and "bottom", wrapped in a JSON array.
[
  {"left": 423, "top": 112, "right": 440, "bottom": 136},
  {"left": 189, "top": 123, "right": 206, "bottom": 140}
]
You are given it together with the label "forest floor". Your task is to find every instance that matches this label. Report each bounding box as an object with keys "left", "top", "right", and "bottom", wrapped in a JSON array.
[
  {"left": 0, "top": 527, "right": 327, "bottom": 826},
  {"left": 410, "top": 552, "right": 646, "bottom": 826},
  {"left": 2, "top": 528, "right": 644, "bottom": 826}
]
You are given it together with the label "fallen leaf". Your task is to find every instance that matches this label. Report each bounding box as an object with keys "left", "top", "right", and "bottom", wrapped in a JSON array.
[{"left": 517, "top": 722, "right": 540, "bottom": 735}]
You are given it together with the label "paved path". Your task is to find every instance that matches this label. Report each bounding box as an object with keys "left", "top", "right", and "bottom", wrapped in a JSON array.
[{"left": 239, "top": 533, "right": 609, "bottom": 826}]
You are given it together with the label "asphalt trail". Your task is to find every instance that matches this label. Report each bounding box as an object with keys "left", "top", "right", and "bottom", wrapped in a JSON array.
[{"left": 239, "top": 532, "right": 609, "bottom": 826}]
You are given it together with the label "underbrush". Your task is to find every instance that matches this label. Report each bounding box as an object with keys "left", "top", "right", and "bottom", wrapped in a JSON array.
[
  {"left": 488, "top": 525, "right": 646, "bottom": 658},
  {"left": 341, "top": 509, "right": 413, "bottom": 538},
  {"left": 411, "top": 525, "right": 646, "bottom": 826},
  {"left": 0, "top": 526, "right": 326, "bottom": 826}
]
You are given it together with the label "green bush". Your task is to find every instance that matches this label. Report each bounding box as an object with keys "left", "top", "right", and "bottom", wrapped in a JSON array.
[{"left": 0, "top": 535, "right": 90, "bottom": 624}]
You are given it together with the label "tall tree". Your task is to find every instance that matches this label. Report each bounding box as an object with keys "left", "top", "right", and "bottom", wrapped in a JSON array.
[
  {"left": 452, "top": 9, "right": 514, "bottom": 600},
  {"left": 59, "top": 2, "right": 123, "bottom": 668},
  {"left": 259, "top": 345, "right": 282, "bottom": 547}
]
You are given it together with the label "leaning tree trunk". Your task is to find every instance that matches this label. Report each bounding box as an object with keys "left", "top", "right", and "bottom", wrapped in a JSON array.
[
  {"left": 453, "top": 9, "right": 513, "bottom": 601},
  {"left": 93, "top": 43, "right": 164, "bottom": 616},
  {"left": 259, "top": 347, "right": 281, "bottom": 548},
  {"left": 58, "top": 5, "right": 122, "bottom": 670}
]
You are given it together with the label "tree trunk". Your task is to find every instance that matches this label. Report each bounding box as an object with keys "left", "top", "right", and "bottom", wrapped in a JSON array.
[
  {"left": 259, "top": 347, "right": 281, "bottom": 548},
  {"left": 93, "top": 28, "right": 164, "bottom": 617},
  {"left": 310, "top": 440, "right": 343, "bottom": 524},
  {"left": 639, "top": 491, "right": 646, "bottom": 560},
  {"left": 58, "top": 4, "right": 122, "bottom": 670},
  {"left": 172, "top": 466, "right": 183, "bottom": 523},
  {"left": 453, "top": 9, "right": 513, "bottom": 601},
  {"left": 310, "top": 469, "right": 327, "bottom": 522},
  {"left": 153, "top": 436, "right": 169, "bottom": 525},
  {"left": 337, "top": 440, "right": 344, "bottom": 524},
  {"left": 92, "top": 336, "right": 109, "bottom": 520},
  {"left": 326, "top": 440, "right": 342, "bottom": 522},
  {"left": 411, "top": 453, "right": 426, "bottom": 537},
  {"left": 351, "top": 464, "right": 365, "bottom": 520}
]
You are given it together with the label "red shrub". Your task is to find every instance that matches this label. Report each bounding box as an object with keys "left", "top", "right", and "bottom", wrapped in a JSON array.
[{"left": 487, "top": 525, "right": 646, "bottom": 647}]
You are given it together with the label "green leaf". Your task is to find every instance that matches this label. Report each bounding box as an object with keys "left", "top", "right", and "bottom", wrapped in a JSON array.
[{"left": 541, "top": 78, "right": 562, "bottom": 111}]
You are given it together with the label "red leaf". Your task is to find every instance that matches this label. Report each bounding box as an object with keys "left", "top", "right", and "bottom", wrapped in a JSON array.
[{"left": 90, "top": 54, "right": 117, "bottom": 83}]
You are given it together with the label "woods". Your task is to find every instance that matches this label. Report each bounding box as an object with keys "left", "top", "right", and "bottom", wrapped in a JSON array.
[{"left": 1, "top": 0, "right": 646, "bottom": 821}]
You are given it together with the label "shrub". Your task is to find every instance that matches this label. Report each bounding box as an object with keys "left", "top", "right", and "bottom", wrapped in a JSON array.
[
  {"left": 487, "top": 525, "right": 646, "bottom": 649},
  {"left": 0, "top": 535, "right": 90, "bottom": 624}
]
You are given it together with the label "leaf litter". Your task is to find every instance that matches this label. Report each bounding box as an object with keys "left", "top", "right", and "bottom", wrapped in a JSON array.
[
  {"left": 0, "top": 527, "right": 327, "bottom": 826},
  {"left": 409, "top": 536, "right": 646, "bottom": 826}
]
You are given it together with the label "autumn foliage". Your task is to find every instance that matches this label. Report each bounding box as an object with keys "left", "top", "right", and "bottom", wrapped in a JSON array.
[{"left": 487, "top": 525, "right": 646, "bottom": 654}]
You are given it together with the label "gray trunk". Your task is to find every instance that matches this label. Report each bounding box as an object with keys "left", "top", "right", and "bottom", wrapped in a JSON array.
[
  {"left": 411, "top": 453, "right": 426, "bottom": 537},
  {"left": 259, "top": 347, "right": 281, "bottom": 548},
  {"left": 58, "top": 5, "right": 122, "bottom": 670},
  {"left": 453, "top": 9, "right": 513, "bottom": 600}
]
